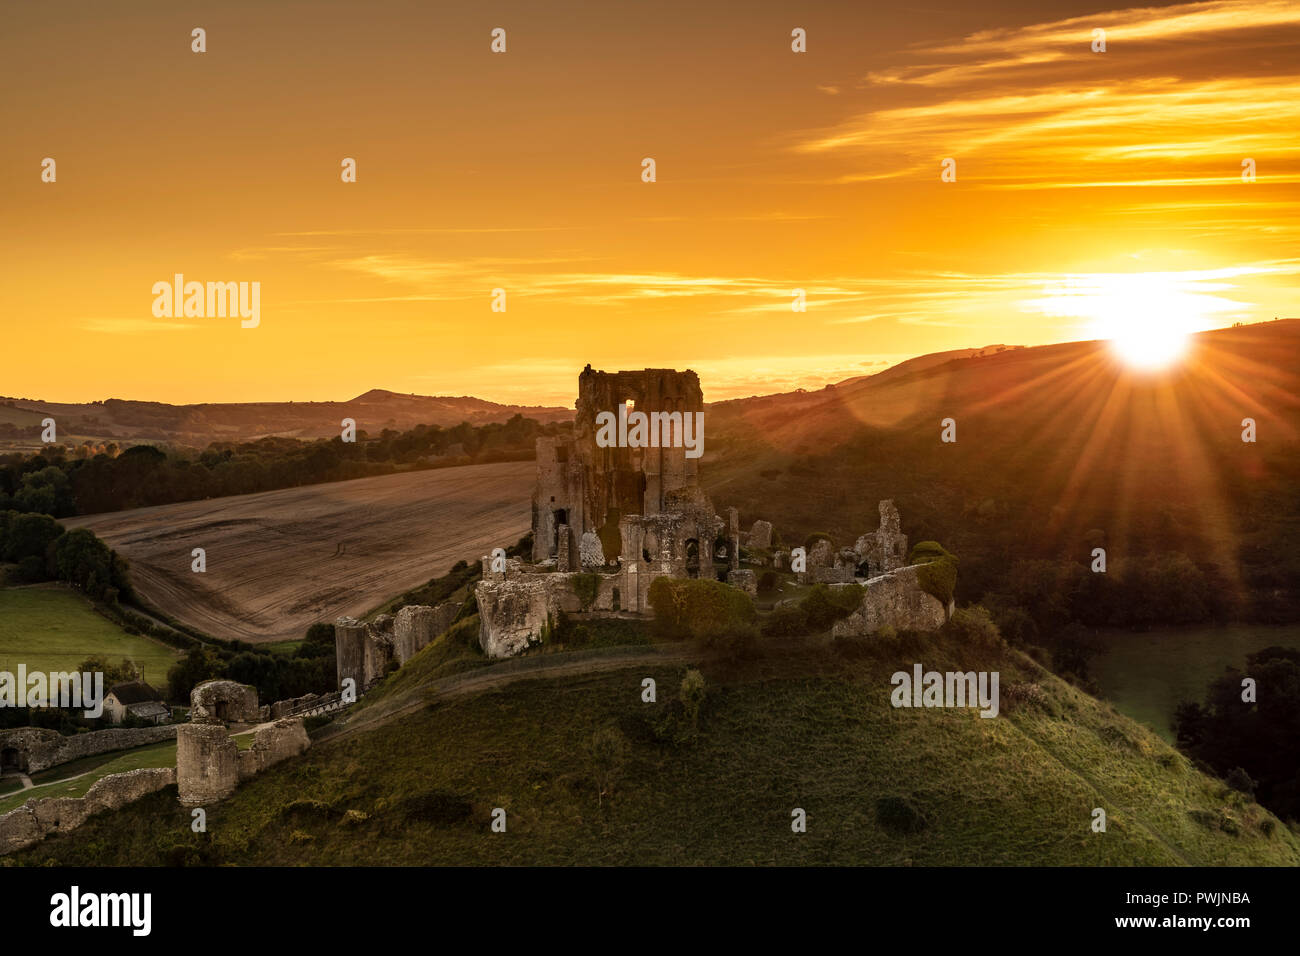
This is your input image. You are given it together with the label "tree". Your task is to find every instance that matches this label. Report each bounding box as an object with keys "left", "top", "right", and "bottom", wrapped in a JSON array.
[{"left": 588, "top": 726, "right": 627, "bottom": 807}]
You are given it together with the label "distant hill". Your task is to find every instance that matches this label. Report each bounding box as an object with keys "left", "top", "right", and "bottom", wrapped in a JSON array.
[
  {"left": 704, "top": 320, "right": 1300, "bottom": 619},
  {"left": 832, "top": 345, "right": 1023, "bottom": 389},
  {"left": 0, "top": 388, "right": 571, "bottom": 450}
]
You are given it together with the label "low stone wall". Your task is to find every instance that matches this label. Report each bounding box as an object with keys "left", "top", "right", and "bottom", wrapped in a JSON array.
[
  {"left": 0, "top": 725, "right": 177, "bottom": 775},
  {"left": 0, "top": 767, "right": 175, "bottom": 856}
]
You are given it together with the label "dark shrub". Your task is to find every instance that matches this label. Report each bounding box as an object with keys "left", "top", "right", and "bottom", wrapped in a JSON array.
[
  {"left": 400, "top": 790, "right": 473, "bottom": 825},
  {"left": 762, "top": 602, "right": 808, "bottom": 637},
  {"left": 876, "top": 795, "right": 928, "bottom": 834}
]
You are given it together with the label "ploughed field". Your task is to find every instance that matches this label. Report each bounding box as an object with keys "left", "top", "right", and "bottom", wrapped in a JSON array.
[{"left": 66, "top": 461, "right": 533, "bottom": 645}]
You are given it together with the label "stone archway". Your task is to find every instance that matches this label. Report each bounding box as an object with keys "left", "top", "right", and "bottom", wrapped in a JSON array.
[{"left": 0, "top": 746, "right": 24, "bottom": 773}]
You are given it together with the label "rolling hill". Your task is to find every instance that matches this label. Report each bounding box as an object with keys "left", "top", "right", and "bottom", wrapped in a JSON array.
[{"left": 0, "top": 388, "right": 570, "bottom": 451}]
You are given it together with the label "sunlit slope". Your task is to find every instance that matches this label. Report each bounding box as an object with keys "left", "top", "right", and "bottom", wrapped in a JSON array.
[{"left": 703, "top": 321, "right": 1300, "bottom": 604}]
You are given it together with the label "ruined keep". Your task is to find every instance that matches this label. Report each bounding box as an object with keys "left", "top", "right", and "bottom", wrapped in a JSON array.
[
  {"left": 478, "top": 367, "right": 723, "bottom": 657},
  {"left": 532, "top": 365, "right": 713, "bottom": 572}
]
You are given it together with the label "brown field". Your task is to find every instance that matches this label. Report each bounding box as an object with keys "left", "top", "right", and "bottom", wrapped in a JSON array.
[{"left": 66, "top": 461, "right": 533, "bottom": 645}]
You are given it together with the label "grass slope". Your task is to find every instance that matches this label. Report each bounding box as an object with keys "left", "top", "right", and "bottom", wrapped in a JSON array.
[
  {"left": 7, "top": 626, "right": 1296, "bottom": 867},
  {"left": 0, "top": 585, "right": 181, "bottom": 681}
]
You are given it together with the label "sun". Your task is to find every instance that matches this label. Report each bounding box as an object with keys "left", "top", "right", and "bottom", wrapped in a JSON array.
[
  {"left": 1104, "top": 312, "right": 1192, "bottom": 371},
  {"left": 1026, "top": 271, "right": 1227, "bottom": 371}
]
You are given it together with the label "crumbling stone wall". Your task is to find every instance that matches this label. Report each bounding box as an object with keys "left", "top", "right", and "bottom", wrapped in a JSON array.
[
  {"left": 854, "top": 499, "right": 909, "bottom": 577},
  {"left": 237, "top": 719, "right": 309, "bottom": 778},
  {"left": 831, "top": 565, "right": 952, "bottom": 637},
  {"left": 336, "top": 600, "right": 461, "bottom": 688},
  {"left": 0, "top": 725, "right": 177, "bottom": 775},
  {"left": 0, "top": 767, "right": 175, "bottom": 855}
]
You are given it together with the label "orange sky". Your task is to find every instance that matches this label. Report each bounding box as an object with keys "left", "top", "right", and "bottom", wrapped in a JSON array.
[{"left": 2, "top": 0, "right": 1297, "bottom": 405}]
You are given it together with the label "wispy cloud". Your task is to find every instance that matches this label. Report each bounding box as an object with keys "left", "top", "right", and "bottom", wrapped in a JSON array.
[
  {"left": 81, "top": 318, "right": 197, "bottom": 334},
  {"left": 795, "top": 0, "right": 1300, "bottom": 189}
]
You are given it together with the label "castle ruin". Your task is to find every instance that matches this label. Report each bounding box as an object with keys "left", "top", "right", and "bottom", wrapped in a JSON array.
[{"left": 475, "top": 366, "right": 952, "bottom": 657}]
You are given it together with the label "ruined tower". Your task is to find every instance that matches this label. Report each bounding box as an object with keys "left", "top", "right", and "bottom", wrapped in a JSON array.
[{"left": 532, "top": 365, "right": 712, "bottom": 569}]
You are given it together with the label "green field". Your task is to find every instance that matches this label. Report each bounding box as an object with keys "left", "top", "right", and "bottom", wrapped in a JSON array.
[
  {"left": 1091, "top": 625, "right": 1300, "bottom": 741},
  {"left": 10, "top": 623, "right": 1296, "bottom": 867},
  {"left": 0, "top": 585, "right": 182, "bottom": 687}
]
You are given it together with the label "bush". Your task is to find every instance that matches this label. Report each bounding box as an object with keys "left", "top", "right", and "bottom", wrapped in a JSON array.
[
  {"left": 757, "top": 570, "right": 780, "bottom": 592},
  {"left": 798, "top": 583, "right": 862, "bottom": 631},
  {"left": 588, "top": 725, "right": 628, "bottom": 806},
  {"left": 1226, "top": 767, "right": 1257, "bottom": 797},
  {"left": 648, "top": 577, "right": 756, "bottom": 643},
  {"left": 14, "top": 554, "right": 47, "bottom": 582},
  {"left": 942, "top": 605, "right": 1002, "bottom": 647},
  {"left": 680, "top": 669, "right": 706, "bottom": 733},
  {"left": 714, "top": 623, "right": 760, "bottom": 661},
  {"left": 762, "top": 602, "right": 808, "bottom": 637}
]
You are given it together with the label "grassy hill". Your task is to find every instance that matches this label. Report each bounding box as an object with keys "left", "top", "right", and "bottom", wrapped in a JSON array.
[{"left": 8, "top": 622, "right": 1296, "bottom": 867}]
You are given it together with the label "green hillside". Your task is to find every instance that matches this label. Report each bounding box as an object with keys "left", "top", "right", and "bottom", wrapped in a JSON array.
[
  {"left": 0, "top": 584, "right": 181, "bottom": 683},
  {"left": 7, "top": 622, "right": 1296, "bottom": 867}
]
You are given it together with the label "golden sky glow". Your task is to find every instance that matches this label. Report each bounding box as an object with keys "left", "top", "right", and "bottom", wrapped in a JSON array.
[{"left": 2, "top": 0, "right": 1297, "bottom": 405}]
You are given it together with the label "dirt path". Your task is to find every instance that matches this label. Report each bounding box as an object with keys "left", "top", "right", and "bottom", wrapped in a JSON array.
[
  {"left": 320, "top": 645, "right": 697, "bottom": 745},
  {"left": 66, "top": 461, "right": 534, "bottom": 645}
]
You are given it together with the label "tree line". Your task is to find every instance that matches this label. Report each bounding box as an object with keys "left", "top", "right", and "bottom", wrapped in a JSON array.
[{"left": 0, "top": 414, "right": 560, "bottom": 517}]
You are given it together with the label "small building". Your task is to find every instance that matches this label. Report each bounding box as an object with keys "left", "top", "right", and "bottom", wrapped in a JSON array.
[{"left": 103, "top": 681, "right": 169, "bottom": 725}]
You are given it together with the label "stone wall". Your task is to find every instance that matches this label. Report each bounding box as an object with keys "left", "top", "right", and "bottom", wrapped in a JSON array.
[
  {"left": 393, "top": 602, "right": 461, "bottom": 664},
  {"left": 335, "top": 600, "right": 461, "bottom": 689},
  {"left": 0, "top": 725, "right": 177, "bottom": 775},
  {"left": 0, "top": 767, "right": 175, "bottom": 856},
  {"left": 334, "top": 617, "right": 371, "bottom": 691},
  {"left": 831, "top": 564, "right": 952, "bottom": 637},
  {"left": 237, "top": 719, "right": 310, "bottom": 778},
  {"left": 853, "top": 499, "right": 909, "bottom": 577}
]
